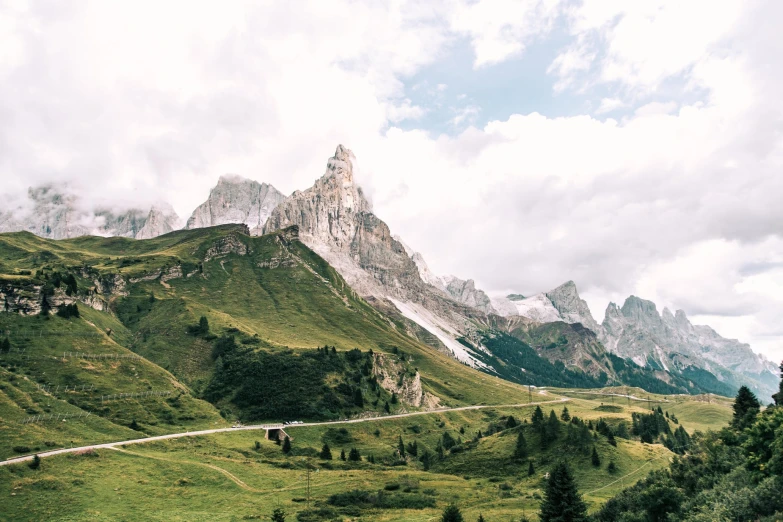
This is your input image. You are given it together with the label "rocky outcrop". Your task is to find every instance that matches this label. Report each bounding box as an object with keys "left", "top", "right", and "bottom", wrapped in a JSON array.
[
  {"left": 372, "top": 353, "right": 439, "bottom": 408},
  {"left": 186, "top": 175, "right": 285, "bottom": 234},
  {"left": 203, "top": 234, "right": 248, "bottom": 262}
]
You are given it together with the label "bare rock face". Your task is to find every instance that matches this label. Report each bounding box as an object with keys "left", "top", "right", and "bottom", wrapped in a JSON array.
[
  {"left": 264, "top": 145, "right": 425, "bottom": 298},
  {"left": 441, "top": 276, "right": 496, "bottom": 315},
  {"left": 186, "top": 175, "right": 286, "bottom": 234},
  {"left": 545, "top": 280, "right": 601, "bottom": 332},
  {"left": 600, "top": 295, "right": 779, "bottom": 400},
  {"left": 372, "top": 353, "right": 439, "bottom": 408},
  {"left": 134, "top": 206, "right": 180, "bottom": 239}
]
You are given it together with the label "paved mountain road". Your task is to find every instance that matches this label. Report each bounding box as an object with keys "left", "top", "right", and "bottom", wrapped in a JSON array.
[{"left": 1, "top": 397, "right": 568, "bottom": 467}]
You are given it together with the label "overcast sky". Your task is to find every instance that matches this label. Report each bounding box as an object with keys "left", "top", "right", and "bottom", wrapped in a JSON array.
[{"left": 1, "top": 0, "right": 781, "bottom": 361}]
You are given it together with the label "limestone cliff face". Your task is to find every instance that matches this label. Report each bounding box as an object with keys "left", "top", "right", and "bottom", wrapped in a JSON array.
[
  {"left": 441, "top": 276, "right": 496, "bottom": 315},
  {"left": 545, "top": 280, "right": 601, "bottom": 332},
  {"left": 264, "top": 145, "right": 426, "bottom": 299},
  {"left": 599, "top": 296, "right": 779, "bottom": 400},
  {"left": 186, "top": 175, "right": 285, "bottom": 235}
]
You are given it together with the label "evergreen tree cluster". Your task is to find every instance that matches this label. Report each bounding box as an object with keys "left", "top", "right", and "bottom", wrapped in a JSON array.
[
  {"left": 56, "top": 303, "right": 80, "bottom": 319},
  {"left": 597, "top": 381, "right": 783, "bottom": 521}
]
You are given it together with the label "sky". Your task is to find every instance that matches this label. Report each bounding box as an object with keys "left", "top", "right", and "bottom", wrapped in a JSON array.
[{"left": 1, "top": 0, "right": 782, "bottom": 361}]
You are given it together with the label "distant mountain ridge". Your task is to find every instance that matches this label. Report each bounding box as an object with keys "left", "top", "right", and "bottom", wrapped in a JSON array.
[{"left": 0, "top": 185, "right": 180, "bottom": 240}]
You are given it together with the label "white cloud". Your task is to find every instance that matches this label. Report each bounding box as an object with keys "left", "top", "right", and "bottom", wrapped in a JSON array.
[
  {"left": 449, "top": 0, "right": 565, "bottom": 67},
  {"left": 595, "top": 97, "right": 628, "bottom": 114}
]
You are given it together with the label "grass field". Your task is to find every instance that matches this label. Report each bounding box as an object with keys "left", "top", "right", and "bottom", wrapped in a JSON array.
[{"left": 0, "top": 392, "right": 730, "bottom": 521}]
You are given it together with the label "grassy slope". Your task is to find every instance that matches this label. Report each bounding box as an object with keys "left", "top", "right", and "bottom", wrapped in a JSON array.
[
  {"left": 0, "top": 306, "right": 224, "bottom": 459},
  {"left": 0, "top": 391, "right": 730, "bottom": 521},
  {"left": 0, "top": 226, "right": 533, "bottom": 410}
]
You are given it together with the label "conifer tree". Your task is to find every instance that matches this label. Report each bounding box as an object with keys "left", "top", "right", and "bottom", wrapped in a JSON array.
[
  {"left": 506, "top": 415, "right": 518, "bottom": 429},
  {"left": 398, "top": 435, "right": 406, "bottom": 459},
  {"left": 477, "top": 514, "right": 485, "bottom": 522},
  {"left": 546, "top": 410, "right": 561, "bottom": 440},
  {"left": 441, "top": 503, "right": 464, "bottom": 522},
  {"left": 319, "top": 443, "right": 332, "bottom": 460},
  {"left": 514, "top": 431, "right": 528, "bottom": 459},
  {"left": 340, "top": 449, "right": 346, "bottom": 461},
  {"left": 0, "top": 337, "right": 10, "bottom": 353},
  {"left": 282, "top": 436, "right": 291, "bottom": 454},
  {"left": 561, "top": 406, "right": 571, "bottom": 422},
  {"left": 271, "top": 507, "right": 286, "bottom": 522},
  {"left": 532, "top": 405, "right": 545, "bottom": 427},
  {"left": 348, "top": 447, "right": 361, "bottom": 461},
  {"left": 538, "top": 462, "right": 588, "bottom": 522},
  {"left": 591, "top": 446, "right": 601, "bottom": 467},
  {"left": 607, "top": 461, "right": 617, "bottom": 474},
  {"left": 528, "top": 460, "right": 535, "bottom": 476},
  {"left": 732, "top": 385, "right": 761, "bottom": 430}
]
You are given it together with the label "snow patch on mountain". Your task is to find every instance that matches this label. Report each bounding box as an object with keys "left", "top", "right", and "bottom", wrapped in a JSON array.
[{"left": 389, "top": 298, "right": 489, "bottom": 370}]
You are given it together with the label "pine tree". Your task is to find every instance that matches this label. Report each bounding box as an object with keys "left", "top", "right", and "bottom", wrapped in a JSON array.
[
  {"left": 773, "top": 361, "right": 783, "bottom": 406},
  {"left": 477, "top": 514, "right": 485, "bottom": 522},
  {"left": 0, "top": 337, "right": 10, "bottom": 353},
  {"left": 591, "top": 446, "right": 601, "bottom": 467},
  {"left": 606, "top": 431, "right": 617, "bottom": 447},
  {"left": 320, "top": 443, "right": 332, "bottom": 460},
  {"left": 353, "top": 388, "right": 364, "bottom": 407},
  {"left": 514, "top": 431, "right": 528, "bottom": 459},
  {"left": 348, "top": 448, "right": 361, "bottom": 461},
  {"left": 340, "top": 449, "right": 346, "bottom": 461},
  {"left": 607, "top": 461, "right": 617, "bottom": 473},
  {"left": 528, "top": 460, "right": 535, "bottom": 476},
  {"left": 441, "top": 503, "right": 464, "bottom": 522},
  {"left": 546, "top": 410, "right": 561, "bottom": 440},
  {"left": 391, "top": 392, "right": 399, "bottom": 404},
  {"left": 198, "top": 315, "right": 209, "bottom": 335},
  {"left": 420, "top": 450, "right": 431, "bottom": 470},
  {"left": 384, "top": 401, "right": 391, "bottom": 413},
  {"left": 532, "top": 405, "right": 545, "bottom": 427},
  {"left": 506, "top": 415, "right": 518, "bottom": 429},
  {"left": 538, "top": 462, "right": 588, "bottom": 522},
  {"left": 732, "top": 385, "right": 761, "bottom": 430},
  {"left": 398, "top": 435, "right": 406, "bottom": 459},
  {"left": 29, "top": 454, "right": 41, "bottom": 470},
  {"left": 282, "top": 436, "right": 291, "bottom": 454},
  {"left": 561, "top": 406, "right": 571, "bottom": 422},
  {"left": 271, "top": 507, "right": 286, "bottom": 522}
]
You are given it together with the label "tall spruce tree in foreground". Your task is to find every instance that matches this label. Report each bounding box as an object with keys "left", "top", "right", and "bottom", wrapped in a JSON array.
[
  {"left": 732, "top": 385, "right": 761, "bottom": 430},
  {"left": 271, "top": 507, "right": 286, "bottom": 522},
  {"left": 441, "top": 503, "right": 464, "bottom": 522},
  {"left": 282, "top": 436, "right": 292, "bottom": 454},
  {"left": 539, "top": 462, "right": 588, "bottom": 522}
]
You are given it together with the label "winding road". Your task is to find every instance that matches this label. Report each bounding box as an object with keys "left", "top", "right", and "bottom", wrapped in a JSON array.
[{"left": 1, "top": 397, "right": 568, "bottom": 467}]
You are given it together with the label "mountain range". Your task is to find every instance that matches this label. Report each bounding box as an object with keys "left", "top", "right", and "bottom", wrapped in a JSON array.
[{"left": 1, "top": 145, "right": 778, "bottom": 400}]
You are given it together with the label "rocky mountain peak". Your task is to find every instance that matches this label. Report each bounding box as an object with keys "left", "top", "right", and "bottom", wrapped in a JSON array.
[
  {"left": 186, "top": 175, "right": 285, "bottom": 234},
  {"left": 545, "top": 280, "right": 600, "bottom": 331},
  {"left": 620, "top": 295, "right": 659, "bottom": 320}
]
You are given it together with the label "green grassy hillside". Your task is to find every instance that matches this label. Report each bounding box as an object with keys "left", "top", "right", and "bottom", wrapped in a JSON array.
[{"left": 0, "top": 391, "right": 730, "bottom": 521}]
